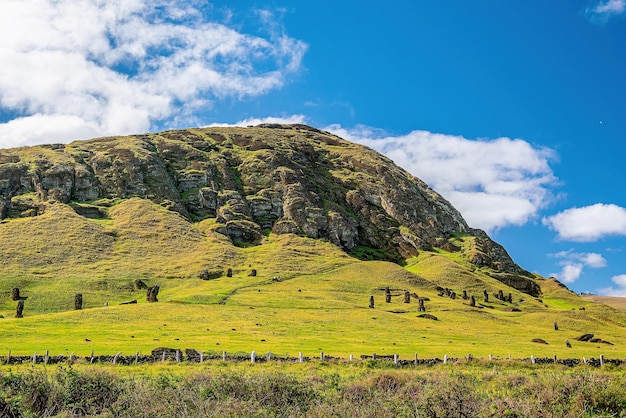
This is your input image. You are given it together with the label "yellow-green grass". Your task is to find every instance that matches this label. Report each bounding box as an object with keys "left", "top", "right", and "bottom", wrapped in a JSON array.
[
  {"left": 1, "top": 199, "right": 625, "bottom": 360},
  {"left": 582, "top": 295, "right": 626, "bottom": 312}
]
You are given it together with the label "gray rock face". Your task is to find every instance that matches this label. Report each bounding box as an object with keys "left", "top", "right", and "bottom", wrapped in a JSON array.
[{"left": 0, "top": 124, "right": 526, "bottom": 277}]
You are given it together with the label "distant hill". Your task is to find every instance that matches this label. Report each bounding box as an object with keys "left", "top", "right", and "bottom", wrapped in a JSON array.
[
  {"left": 0, "top": 124, "right": 624, "bottom": 357},
  {"left": 581, "top": 295, "right": 626, "bottom": 312}
]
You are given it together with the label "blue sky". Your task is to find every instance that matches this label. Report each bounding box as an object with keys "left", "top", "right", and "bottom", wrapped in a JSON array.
[{"left": 2, "top": 0, "right": 626, "bottom": 295}]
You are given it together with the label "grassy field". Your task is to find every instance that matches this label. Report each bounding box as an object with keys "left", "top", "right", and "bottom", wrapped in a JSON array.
[{"left": 1, "top": 199, "right": 625, "bottom": 360}]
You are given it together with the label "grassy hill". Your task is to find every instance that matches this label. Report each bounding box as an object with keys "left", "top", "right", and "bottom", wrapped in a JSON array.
[
  {"left": 581, "top": 295, "right": 626, "bottom": 312},
  {"left": 1, "top": 198, "right": 624, "bottom": 359}
]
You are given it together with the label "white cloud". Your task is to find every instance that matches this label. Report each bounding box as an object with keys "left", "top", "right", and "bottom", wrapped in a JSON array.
[
  {"left": 0, "top": 1, "right": 307, "bottom": 148},
  {"left": 208, "top": 114, "right": 308, "bottom": 127},
  {"left": 549, "top": 250, "right": 607, "bottom": 284},
  {"left": 556, "top": 263, "right": 584, "bottom": 284},
  {"left": 326, "top": 124, "right": 557, "bottom": 232},
  {"left": 543, "top": 203, "right": 626, "bottom": 242},
  {"left": 586, "top": 0, "right": 626, "bottom": 22},
  {"left": 598, "top": 274, "right": 626, "bottom": 296}
]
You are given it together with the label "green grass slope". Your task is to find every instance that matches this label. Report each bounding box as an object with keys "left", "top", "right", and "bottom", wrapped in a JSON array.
[{"left": 0, "top": 199, "right": 625, "bottom": 359}]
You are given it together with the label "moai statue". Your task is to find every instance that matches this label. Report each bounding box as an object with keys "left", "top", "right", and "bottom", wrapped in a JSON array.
[
  {"left": 462, "top": 290, "right": 468, "bottom": 300},
  {"left": 249, "top": 269, "right": 257, "bottom": 277},
  {"left": 75, "top": 293, "right": 83, "bottom": 310},
  {"left": 385, "top": 287, "right": 391, "bottom": 303},
  {"left": 497, "top": 290, "right": 504, "bottom": 301},
  {"left": 227, "top": 268, "right": 233, "bottom": 278},
  {"left": 418, "top": 298, "right": 426, "bottom": 312},
  {"left": 404, "top": 291, "right": 411, "bottom": 303},
  {"left": 146, "top": 285, "right": 160, "bottom": 302},
  {"left": 506, "top": 293, "right": 513, "bottom": 303},
  {"left": 15, "top": 300, "right": 24, "bottom": 318},
  {"left": 134, "top": 279, "right": 147, "bottom": 290},
  {"left": 470, "top": 295, "right": 476, "bottom": 307},
  {"left": 369, "top": 295, "right": 375, "bottom": 309},
  {"left": 11, "top": 288, "right": 20, "bottom": 301},
  {"left": 483, "top": 290, "right": 489, "bottom": 303}
]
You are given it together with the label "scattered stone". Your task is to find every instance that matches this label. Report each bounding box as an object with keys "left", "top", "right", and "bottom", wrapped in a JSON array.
[
  {"left": 249, "top": 269, "right": 257, "bottom": 277},
  {"left": 503, "top": 307, "right": 521, "bottom": 312},
  {"left": 120, "top": 300, "right": 138, "bottom": 305},
  {"left": 532, "top": 338, "right": 549, "bottom": 344},
  {"left": 576, "top": 333, "right": 594, "bottom": 342},
  {"left": 185, "top": 348, "right": 201, "bottom": 362},
  {"left": 417, "top": 313, "right": 438, "bottom": 321},
  {"left": 134, "top": 279, "right": 147, "bottom": 290},
  {"left": 199, "top": 269, "right": 222, "bottom": 280}
]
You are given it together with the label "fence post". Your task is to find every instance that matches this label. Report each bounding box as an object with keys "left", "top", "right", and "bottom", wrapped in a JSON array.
[
  {"left": 90, "top": 350, "right": 95, "bottom": 364},
  {"left": 349, "top": 354, "right": 354, "bottom": 361},
  {"left": 489, "top": 354, "right": 493, "bottom": 361},
  {"left": 222, "top": 351, "right": 227, "bottom": 361},
  {"left": 44, "top": 350, "right": 49, "bottom": 365},
  {"left": 394, "top": 354, "right": 399, "bottom": 367},
  {"left": 267, "top": 351, "right": 272, "bottom": 362},
  {"left": 134, "top": 351, "right": 139, "bottom": 364},
  {"left": 299, "top": 352, "right": 303, "bottom": 363},
  {"left": 6, "top": 350, "right": 10, "bottom": 364},
  {"left": 553, "top": 354, "right": 557, "bottom": 364},
  {"left": 200, "top": 352, "right": 204, "bottom": 363},
  {"left": 600, "top": 354, "right": 604, "bottom": 367},
  {"left": 583, "top": 357, "right": 587, "bottom": 365},
  {"left": 414, "top": 353, "right": 418, "bottom": 366},
  {"left": 531, "top": 355, "right": 535, "bottom": 365},
  {"left": 161, "top": 351, "right": 166, "bottom": 363},
  {"left": 321, "top": 352, "right": 325, "bottom": 361},
  {"left": 32, "top": 352, "right": 36, "bottom": 365},
  {"left": 372, "top": 352, "right": 376, "bottom": 360},
  {"left": 113, "top": 352, "right": 121, "bottom": 365},
  {"left": 175, "top": 350, "right": 180, "bottom": 363},
  {"left": 443, "top": 354, "right": 448, "bottom": 364},
  {"left": 251, "top": 351, "right": 256, "bottom": 363}
]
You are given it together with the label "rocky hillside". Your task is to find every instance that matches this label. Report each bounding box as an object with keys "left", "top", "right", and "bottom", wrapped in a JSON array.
[{"left": 0, "top": 124, "right": 537, "bottom": 295}]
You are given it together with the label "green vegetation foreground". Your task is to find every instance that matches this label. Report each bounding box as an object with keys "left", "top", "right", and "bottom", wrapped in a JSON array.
[{"left": 1, "top": 362, "right": 625, "bottom": 417}]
